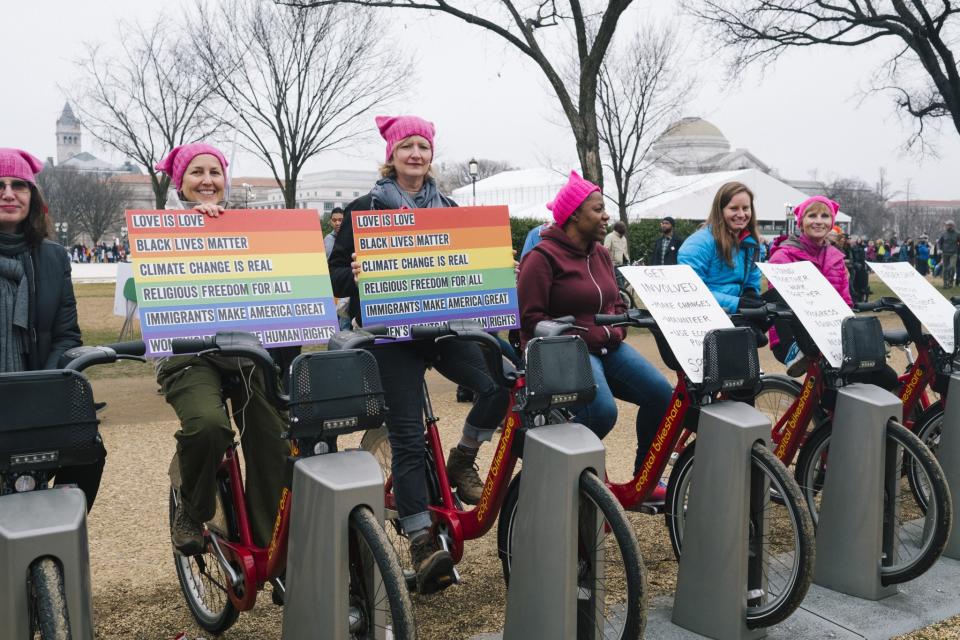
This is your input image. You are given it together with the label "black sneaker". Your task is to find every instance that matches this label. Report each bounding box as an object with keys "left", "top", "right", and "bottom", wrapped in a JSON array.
[
  {"left": 172, "top": 501, "right": 205, "bottom": 556},
  {"left": 409, "top": 532, "right": 454, "bottom": 595}
]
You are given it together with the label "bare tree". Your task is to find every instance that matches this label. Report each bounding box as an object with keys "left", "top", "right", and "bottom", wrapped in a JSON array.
[
  {"left": 287, "top": 0, "right": 638, "bottom": 188},
  {"left": 38, "top": 169, "right": 131, "bottom": 245},
  {"left": 823, "top": 169, "right": 897, "bottom": 240},
  {"left": 69, "top": 21, "right": 224, "bottom": 208},
  {"left": 690, "top": 1, "right": 960, "bottom": 148},
  {"left": 597, "top": 24, "right": 694, "bottom": 223},
  {"left": 435, "top": 159, "right": 517, "bottom": 194},
  {"left": 190, "top": 1, "right": 406, "bottom": 208},
  {"left": 37, "top": 168, "right": 87, "bottom": 245}
]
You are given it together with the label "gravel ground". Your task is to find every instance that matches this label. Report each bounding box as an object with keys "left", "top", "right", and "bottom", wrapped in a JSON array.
[{"left": 68, "top": 283, "right": 954, "bottom": 638}]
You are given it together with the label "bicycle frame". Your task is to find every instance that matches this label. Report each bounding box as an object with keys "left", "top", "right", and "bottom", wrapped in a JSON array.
[{"left": 896, "top": 338, "right": 938, "bottom": 426}]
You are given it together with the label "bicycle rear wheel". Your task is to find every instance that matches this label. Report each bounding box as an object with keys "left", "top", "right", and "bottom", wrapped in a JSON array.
[
  {"left": 795, "top": 419, "right": 951, "bottom": 585},
  {"left": 169, "top": 484, "right": 239, "bottom": 633},
  {"left": 665, "top": 442, "right": 814, "bottom": 629},
  {"left": 497, "top": 471, "right": 647, "bottom": 640},
  {"left": 347, "top": 506, "right": 417, "bottom": 639},
  {"left": 29, "top": 557, "right": 71, "bottom": 640}
]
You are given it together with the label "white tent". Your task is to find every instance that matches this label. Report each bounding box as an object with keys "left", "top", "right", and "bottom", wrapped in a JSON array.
[{"left": 450, "top": 167, "right": 567, "bottom": 221}]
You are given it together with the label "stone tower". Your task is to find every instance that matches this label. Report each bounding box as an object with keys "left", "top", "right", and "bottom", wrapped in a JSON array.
[{"left": 55, "top": 102, "right": 82, "bottom": 165}]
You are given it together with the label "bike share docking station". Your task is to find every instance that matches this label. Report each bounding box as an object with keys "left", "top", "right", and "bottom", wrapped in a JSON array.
[
  {"left": 502, "top": 334, "right": 612, "bottom": 640},
  {"left": 671, "top": 328, "right": 769, "bottom": 640},
  {"left": 281, "top": 345, "right": 392, "bottom": 640},
  {"left": 936, "top": 310, "right": 960, "bottom": 560}
]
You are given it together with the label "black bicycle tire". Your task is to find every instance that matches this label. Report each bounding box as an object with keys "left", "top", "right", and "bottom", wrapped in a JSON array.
[
  {"left": 29, "top": 557, "right": 71, "bottom": 640},
  {"left": 348, "top": 506, "right": 417, "bottom": 639},
  {"left": 908, "top": 402, "right": 944, "bottom": 510},
  {"left": 169, "top": 485, "right": 240, "bottom": 633},
  {"left": 795, "top": 420, "right": 951, "bottom": 585},
  {"left": 497, "top": 471, "right": 646, "bottom": 640},
  {"left": 665, "top": 441, "right": 814, "bottom": 629}
]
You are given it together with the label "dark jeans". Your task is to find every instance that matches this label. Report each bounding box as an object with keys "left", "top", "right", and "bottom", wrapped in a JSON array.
[{"left": 371, "top": 339, "right": 509, "bottom": 533}]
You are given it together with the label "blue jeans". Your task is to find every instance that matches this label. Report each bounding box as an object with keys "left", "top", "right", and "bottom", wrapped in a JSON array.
[{"left": 573, "top": 343, "right": 673, "bottom": 475}]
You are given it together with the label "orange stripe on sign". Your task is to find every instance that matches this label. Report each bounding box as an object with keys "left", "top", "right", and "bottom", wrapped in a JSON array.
[
  {"left": 352, "top": 206, "right": 510, "bottom": 234},
  {"left": 355, "top": 226, "right": 512, "bottom": 255}
]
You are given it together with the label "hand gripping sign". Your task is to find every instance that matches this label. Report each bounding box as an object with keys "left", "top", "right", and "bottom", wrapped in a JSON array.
[
  {"left": 867, "top": 261, "right": 955, "bottom": 353},
  {"left": 352, "top": 206, "right": 519, "bottom": 339},
  {"left": 757, "top": 261, "right": 854, "bottom": 368},
  {"left": 619, "top": 265, "right": 733, "bottom": 383},
  {"left": 127, "top": 208, "right": 339, "bottom": 356}
]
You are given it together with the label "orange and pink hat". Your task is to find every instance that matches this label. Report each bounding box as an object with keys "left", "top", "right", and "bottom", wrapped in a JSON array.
[{"left": 547, "top": 171, "right": 601, "bottom": 226}]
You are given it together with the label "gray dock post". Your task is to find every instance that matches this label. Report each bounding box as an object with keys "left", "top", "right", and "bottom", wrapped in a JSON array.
[
  {"left": 938, "top": 374, "right": 960, "bottom": 559},
  {"left": 813, "top": 383, "right": 900, "bottom": 599},
  {"left": 671, "top": 401, "right": 770, "bottom": 640},
  {"left": 0, "top": 488, "right": 94, "bottom": 639},
  {"left": 282, "top": 449, "right": 387, "bottom": 639},
  {"left": 503, "top": 423, "right": 608, "bottom": 640}
]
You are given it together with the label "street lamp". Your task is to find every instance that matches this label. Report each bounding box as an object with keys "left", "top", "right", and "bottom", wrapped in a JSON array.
[
  {"left": 468, "top": 158, "right": 479, "bottom": 206},
  {"left": 55, "top": 221, "right": 68, "bottom": 246},
  {"left": 242, "top": 183, "right": 253, "bottom": 208},
  {"left": 784, "top": 202, "right": 793, "bottom": 236}
]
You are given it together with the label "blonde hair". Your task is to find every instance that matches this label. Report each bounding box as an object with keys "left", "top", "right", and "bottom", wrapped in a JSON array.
[
  {"left": 378, "top": 135, "right": 435, "bottom": 179},
  {"left": 707, "top": 181, "right": 760, "bottom": 265}
]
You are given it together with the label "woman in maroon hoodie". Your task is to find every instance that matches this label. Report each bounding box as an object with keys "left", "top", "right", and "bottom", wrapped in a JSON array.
[{"left": 517, "top": 171, "right": 673, "bottom": 484}]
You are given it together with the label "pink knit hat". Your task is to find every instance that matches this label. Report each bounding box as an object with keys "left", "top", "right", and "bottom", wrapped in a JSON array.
[
  {"left": 376, "top": 115, "right": 435, "bottom": 162},
  {"left": 0, "top": 148, "right": 44, "bottom": 185},
  {"left": 547, "top": 171, "right": 601, "bottom": 226},
  {"left": 794, "top": 195, "right": 840, "bottom": 226},
  {"left": 155, "top": 143, "right": 228, "bottom": 190}
]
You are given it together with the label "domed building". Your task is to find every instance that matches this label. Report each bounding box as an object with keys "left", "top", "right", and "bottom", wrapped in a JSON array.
[{"left": 651, "top": 117, "right": 770, "bottom": 176}]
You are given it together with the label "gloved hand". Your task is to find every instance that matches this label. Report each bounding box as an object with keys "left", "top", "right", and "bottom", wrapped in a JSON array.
[{"left": 738, "top": 288, "right": 765, "bottom": 311}]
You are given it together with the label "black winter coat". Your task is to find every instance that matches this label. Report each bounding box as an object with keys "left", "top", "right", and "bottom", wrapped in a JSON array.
[{"left": 25, "top": 240, "right": 81, "bottom": 370}]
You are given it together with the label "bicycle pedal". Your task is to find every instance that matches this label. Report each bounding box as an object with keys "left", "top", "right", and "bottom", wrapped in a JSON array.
[
  {"left": 746, "top": 588, "right": 764, "bottom": 600},
  {"left": 628, "top": 502, "right": 662, "bottom": 515}
]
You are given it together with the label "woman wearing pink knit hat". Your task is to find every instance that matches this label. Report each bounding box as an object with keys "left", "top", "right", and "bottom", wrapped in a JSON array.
[
  {"left": 517, "top": 171, "right": 673, "bottom": 492},
  {"left": 153, "top": 142, "right": 289, "bottom": 558},
  {"left": 0, "top": 149, "right": 101, "bottom": 504},
  {"left": 328, "top": 115, "right": 508, "bottom": 594}
]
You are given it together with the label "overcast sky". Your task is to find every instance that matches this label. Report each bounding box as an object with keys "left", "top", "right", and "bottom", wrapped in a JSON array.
[{"left": 7, "top": 1, "right": 960, "bottom": 203}]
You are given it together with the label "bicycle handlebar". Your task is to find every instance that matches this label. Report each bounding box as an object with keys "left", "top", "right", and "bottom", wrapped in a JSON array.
[
  {"left": 62, "top": 341, "right": 147, "bottom": 372},
  {"left": 595, "top": 309, "right": 656, "bottom": 329},
  {"left": 327, "top": 325, "right": 395, "bottom": 351},
  {"left": 410, "top": 320, "right": 515, "bottom": 387}
]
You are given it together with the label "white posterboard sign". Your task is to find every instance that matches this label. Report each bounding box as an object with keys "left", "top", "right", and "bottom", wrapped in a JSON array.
[
  {"left": 619, "top": 265, "right": 734, "bottom": 383},
  {"left": 867, "top": 261, "right": 955, "bottom": 352},
  {"left": 757, "top": 261, "right": 853, "bottom": 368},
  {"left": 113, "top": 261, "right": 134, "bottom": 316}
]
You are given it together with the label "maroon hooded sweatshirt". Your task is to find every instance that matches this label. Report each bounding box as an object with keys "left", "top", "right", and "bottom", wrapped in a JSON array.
[{"left": 517, "top": 225, "right": 627, "bottom": 353}]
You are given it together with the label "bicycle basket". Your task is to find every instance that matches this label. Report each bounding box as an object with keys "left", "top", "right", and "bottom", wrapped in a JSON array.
[
  {"left": 839, "top": 316, "right": 885, "bottom": 375},
  {"left": 701, "top": 327, "right": 760, "bottom": 395},
  {"left": 288, "top": 350, "right": 386, "bottom": 438},
  {"left": 523, "top": 335, "right": 596, "bottom": 413},
  {"left": 0, "top": 369, "right": 101, "bottom": 472}
]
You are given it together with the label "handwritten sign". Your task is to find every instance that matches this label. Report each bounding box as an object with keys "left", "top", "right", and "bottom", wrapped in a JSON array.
[
  {"left": 619, "top": 265, "right": 733, "bottom": 383},
  {"left": 353, "top": 206, "right": 519, "bottom": 338},
  {"left": 867, "top": 261, "right": 955, "bottom": 352},
  {"left": 757, "top": 261, "right": 853, "bottom": 368},
  {"left": 126, "top": 209, "right": 338, "bottom": 356}
]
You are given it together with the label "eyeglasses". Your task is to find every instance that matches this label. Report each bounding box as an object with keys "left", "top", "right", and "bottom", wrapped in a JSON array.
[{"left": 0, "top": 180, "right": 30, "bottom": 194}]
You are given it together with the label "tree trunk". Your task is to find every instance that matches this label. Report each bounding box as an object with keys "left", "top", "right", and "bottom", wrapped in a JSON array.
[{"left": 284, "top": 177, "right": 298, "bottom": 209}]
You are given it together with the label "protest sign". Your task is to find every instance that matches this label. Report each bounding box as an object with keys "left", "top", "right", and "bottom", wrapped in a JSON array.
[
  {"left": 867, "top": 261, "right": 955, "bottom": 352},
  {"left": 127, "top": 209, "right": 337, "bottom": 356},
  {"left": 757, "top": 261, "right": 853, "bottom": 368},
  {"left": 353, "top": 206, "right": 519, "bottom": 338},
  {"left": 619, "top": 265, "right": 733, "bottom": 383}
]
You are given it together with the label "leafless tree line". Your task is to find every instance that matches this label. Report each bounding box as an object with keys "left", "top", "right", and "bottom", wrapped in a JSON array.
[{"left": 37, "top": 168, "right": 132, "bottom": 245}]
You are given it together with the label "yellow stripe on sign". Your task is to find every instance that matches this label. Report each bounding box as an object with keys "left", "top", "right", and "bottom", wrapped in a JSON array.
[
  {"left": 133, "top": 252, "right": 329, "bottom": 282},
  {"left": 357, "top": 246, "right": 515, "bottom": 278}
]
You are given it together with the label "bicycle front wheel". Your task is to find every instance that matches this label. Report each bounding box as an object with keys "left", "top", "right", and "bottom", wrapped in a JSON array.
[
  {"left": 796, "top": 419, "right": 951, "bottom": 585},
  {"left": 29, "top": 557, "right": 71, "bottom": 640},
  {"left": 665, "top": 442, "right": 814, "bottom": 629},
  {"left": 497, "top": 471, "right": 646, "bottom": 640}
]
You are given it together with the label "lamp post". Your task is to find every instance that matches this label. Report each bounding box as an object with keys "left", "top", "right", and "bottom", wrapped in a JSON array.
[
  {"left": 468, "top": 158, "right": 479, "bottom": 206},
  {"left": 242, "top": 183, "right": 253, "bottom": 208},
  {"left": 784, "top": 202, "right": 793, "bottom": 236},
  {"left": 55, "top": 222, "right": 68, "bottom": 246}
]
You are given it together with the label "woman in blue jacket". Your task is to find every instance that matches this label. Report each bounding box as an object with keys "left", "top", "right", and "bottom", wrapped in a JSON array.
[{"left": 678, "top": 181, "right": 763, "bottom": 313}]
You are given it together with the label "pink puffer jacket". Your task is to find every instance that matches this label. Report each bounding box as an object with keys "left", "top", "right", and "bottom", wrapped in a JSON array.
[{"left": 767, "top": 235, "right": 851, "bottom": 347}]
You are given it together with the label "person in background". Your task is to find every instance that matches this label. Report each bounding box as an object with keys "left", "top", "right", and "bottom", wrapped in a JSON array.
[
  {"left": 604, "top": 220, "right": 630, "bottom": 289},
  {"left": 323, "top": 207, "right": 344, "bottom": 258},
  {"left": 849, "top": 236, "right": 869, "bottom": 303},
  {"left": 517, "top": 171, "right": 673, "bottom": 492},
  {"left": 520, "top": 221, "right": 550, "bottom": 258},
  {"left": 650, "top": 215, "right": 682, "bottom": 266},
  {"left": 899, "top": 238, "right": 915, "bottom": 266},
  {"left": 916, "top": 235, "right": 931, "bottom": 276},
  {"left": 865, "top": 239, "right": 877, "bottom": 262},
  {"left": 938, "top": 221, "right": 958, "bottom": 288}
]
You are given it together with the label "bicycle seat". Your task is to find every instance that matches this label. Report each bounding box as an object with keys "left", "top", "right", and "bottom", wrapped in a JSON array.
[
  {"left": 883, "top": 329, "right": 911, "bottom": 347},
  {"left": 533, "top": 316, "right": 575, "bottom": 338}
]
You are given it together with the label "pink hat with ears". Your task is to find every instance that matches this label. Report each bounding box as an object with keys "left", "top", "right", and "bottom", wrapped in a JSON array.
[
  {"left": 547, "top": 171, "right": 601, "bottom": 226},
  {"left": 375, "top": 115, "right": 435, "bottom": 162},
  {"left": 154, "top": 143, "right": 228, "bottom": 190},
  {"left": 0, "top": 148, "right": 45, "bottom": 185},
  {"left": 794, "top": 195, "right": 840, "bottom": 226}
]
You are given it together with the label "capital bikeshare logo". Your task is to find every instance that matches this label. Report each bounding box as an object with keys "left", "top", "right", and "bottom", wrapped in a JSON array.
[
  {"left": 774, "top": 376, "right": 815, "bottom": 459},
  {"left": 900, "top": 365, "right": 925, "bottom": 408},
  {"left": 635, "top": 396, "right": 683, "bottom": 494},
  {"left": 476, "top": 415, "right": 516, "bottom": 522}
]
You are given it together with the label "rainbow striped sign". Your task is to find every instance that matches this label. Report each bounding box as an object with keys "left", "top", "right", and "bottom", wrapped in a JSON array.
[
  {"left": 126, "top": 208, "right": 338, "bottom": 356},
  {"left": 354, "top": 206, "right": 519, "bottom": 338}
]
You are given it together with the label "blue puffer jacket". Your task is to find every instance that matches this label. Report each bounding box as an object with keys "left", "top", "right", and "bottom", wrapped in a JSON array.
[{"left": 678, "top": 226, "right": 761, "bottom": 313}]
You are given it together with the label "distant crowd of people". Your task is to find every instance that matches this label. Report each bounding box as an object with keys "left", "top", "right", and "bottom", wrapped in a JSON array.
[{"left": 69, "top": 241, "right": 129, "bottom": 264}]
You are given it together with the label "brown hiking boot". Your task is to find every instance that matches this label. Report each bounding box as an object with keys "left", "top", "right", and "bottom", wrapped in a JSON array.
[
  {"left": 172, "top": 500, "right": 205, "bottom": 556},
  {"left": 446, "top": 447, "right": 484, "bottom": 505},
  {"left": 409, "top": 532, "right": 454, "bottom": 595}
]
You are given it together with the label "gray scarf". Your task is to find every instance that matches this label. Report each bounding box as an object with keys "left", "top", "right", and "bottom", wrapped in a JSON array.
[
  {"left": 369, "top": 177, "right": 454, "bottom": 210},
  {"left": 0, "top": 254, "right": 28, "bottom": 372}
]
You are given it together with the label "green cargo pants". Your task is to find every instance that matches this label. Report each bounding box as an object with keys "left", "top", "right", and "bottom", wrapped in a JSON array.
[{"left": 159, "top": 355, "right": 289, "bottom": 548}]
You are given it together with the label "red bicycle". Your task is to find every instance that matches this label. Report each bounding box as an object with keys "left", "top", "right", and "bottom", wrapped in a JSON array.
[
  {"left": 360, "top": 319, "right": 646, "bottom": 640},
  {"left": 167, "top": 331, "right": 415, "bottom": 638}
]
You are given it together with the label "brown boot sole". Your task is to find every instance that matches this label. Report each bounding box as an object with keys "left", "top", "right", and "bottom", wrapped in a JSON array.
[{"left": 416, "top": 551, "right": 455, "bottom": 595}]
